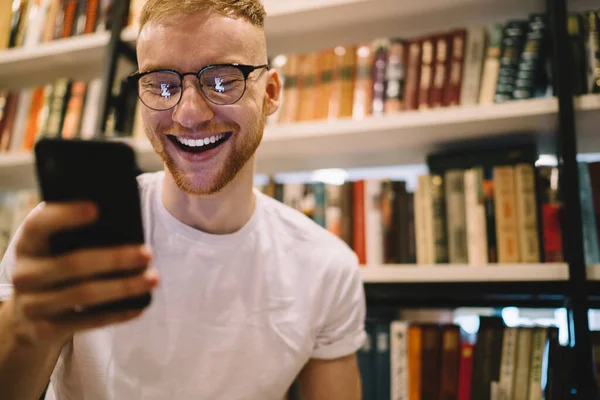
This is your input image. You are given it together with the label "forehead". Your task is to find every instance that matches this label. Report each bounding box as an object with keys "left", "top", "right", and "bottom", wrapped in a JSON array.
[{"left": 136, "top": 12, "right": 265, "bottom": 71}]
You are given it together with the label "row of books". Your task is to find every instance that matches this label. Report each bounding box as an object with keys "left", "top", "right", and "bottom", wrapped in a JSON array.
[
  {"left": 0, "top": 76, "right": 144, "bottom": 153},
  {"left": 0, "top": 0, "right": 146, "bottom": 51},
  {"left": 359, "top": 314, "right": 597, "bottom": 400},
  {"left": 268, "top": 10, "right": 600, "bottom": 125},
  {"left": 256, "top": 145, "right": 600, "bottom": 266}
]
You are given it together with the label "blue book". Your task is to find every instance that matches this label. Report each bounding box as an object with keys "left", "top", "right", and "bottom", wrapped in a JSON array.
[
  {"left": 358, "top": 320, "right": 375, "bottom": 400},
  {"left": 373, "top": 321, "right": 391, "bottom": 400},
  {"left": 578, "top": 162, "right": 600, "bottom": 264}
]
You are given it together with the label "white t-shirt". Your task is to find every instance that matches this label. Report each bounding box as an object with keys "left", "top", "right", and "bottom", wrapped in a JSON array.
[{"left": 0, "top": 171, "right": 366, "bottom": 400}]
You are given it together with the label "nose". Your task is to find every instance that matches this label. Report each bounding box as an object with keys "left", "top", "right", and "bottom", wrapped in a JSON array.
[{"left": 172, "top": 78, "right": 215, "bottom": 129}]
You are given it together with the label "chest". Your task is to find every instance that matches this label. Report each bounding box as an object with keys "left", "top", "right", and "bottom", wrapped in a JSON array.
[{"left": 66, "top": 242, "right": 315, "bottom": 400}]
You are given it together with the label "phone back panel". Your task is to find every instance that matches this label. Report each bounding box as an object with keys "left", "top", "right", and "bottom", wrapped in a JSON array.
[{"left": 35, "top": 138, "right": 145, "bottom": 254}]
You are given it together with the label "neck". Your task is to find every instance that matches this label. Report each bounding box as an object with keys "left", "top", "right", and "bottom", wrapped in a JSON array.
[{"left": 161, "top": 158, "right": 257, "bottom": 235}]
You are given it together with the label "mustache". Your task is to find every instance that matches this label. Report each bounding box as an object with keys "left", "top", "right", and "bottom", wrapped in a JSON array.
[{"left": 157, "top": 122, "right": 239, "bottom": 136}]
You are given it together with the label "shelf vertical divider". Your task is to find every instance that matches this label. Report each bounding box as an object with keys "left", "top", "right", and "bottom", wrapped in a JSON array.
[
  {"left": 547, "top": 0, "right": 598, "bottom": 398},
  {"left": 94, "top": 0, "right": 133, "bottom": 138}
]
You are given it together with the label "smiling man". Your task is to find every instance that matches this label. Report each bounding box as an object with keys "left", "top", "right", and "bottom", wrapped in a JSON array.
[{"left": 0, "top": 1, "right": 366, "bottom": 399}]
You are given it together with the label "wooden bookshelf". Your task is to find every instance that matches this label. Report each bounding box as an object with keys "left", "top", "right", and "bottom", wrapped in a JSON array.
[
  {"left": 3, "top": 0, "right": 597, "bottom": 89},
  {"left": 360, "top": 263, "right": 569, "bottom": 283},
  {"left": 0, "top": 94, "right": 598, "bottom": 191}
]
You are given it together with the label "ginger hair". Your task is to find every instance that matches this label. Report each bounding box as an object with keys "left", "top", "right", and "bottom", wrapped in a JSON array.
[{"left": 139, "top": 0, "right": 267, "bottom": 29}]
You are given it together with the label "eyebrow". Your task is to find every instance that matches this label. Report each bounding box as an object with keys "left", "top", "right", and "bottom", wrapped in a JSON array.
[{"left": 139, "top": 61, "right": 250, "bottom": 73}]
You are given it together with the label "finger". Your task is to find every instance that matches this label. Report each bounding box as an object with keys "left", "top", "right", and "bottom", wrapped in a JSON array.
[
  {"left": 13, "top": 245, "right": 152, "bottom": 292},
  {"left": 20, "top": 269, "right": 159, "bottom": 318},
  {"left": 16, "top": 202, "right": 98, "bottom": 257}
]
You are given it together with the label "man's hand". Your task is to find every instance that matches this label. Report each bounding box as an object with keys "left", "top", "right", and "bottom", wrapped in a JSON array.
[
  {"left": 8, "top": 201, "right": 159, "bottom": 348},
  {"left": 296, "top": 354, "right": 361, "bottom": 400}
]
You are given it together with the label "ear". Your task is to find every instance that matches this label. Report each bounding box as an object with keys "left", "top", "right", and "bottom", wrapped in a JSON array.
[{"left": 264, "top": 68, "right": 281, "bottom": 117}]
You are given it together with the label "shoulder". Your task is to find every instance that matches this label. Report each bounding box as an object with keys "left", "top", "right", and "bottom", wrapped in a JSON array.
[
  {"left": 255, "top": 190, "right": 358, "bottom": 274},
  {"left": 136, "top": 171, "right": 163, "bottom": 193}
]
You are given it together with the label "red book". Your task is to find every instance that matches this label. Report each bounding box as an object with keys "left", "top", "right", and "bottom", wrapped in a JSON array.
[
  {"left": 542, "top": 203, "right": 564, "bottom": 262},
  {"left": 403, "top": 39, "right": 422, "bottom": 110},
  {"left": 443, "top": 29, "right": 467, "bottom": 106},
  {"left": 353, "top": 180, "right": 366, "bottom": 265},
  {"left": 457, "top": 342, "right": 475, "bottom": 400}
]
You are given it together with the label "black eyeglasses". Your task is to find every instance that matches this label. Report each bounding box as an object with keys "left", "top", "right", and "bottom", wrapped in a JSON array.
[{"left": 127, "top": 63, "right": 269, "bottom": 111}]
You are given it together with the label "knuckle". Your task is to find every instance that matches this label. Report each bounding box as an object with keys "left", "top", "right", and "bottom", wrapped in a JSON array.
[
  {"left": 110, "top": 248, "right": 128, "bottom": 269},
  {"left": 61, "top": 252, "right": 81, "bottom": 273},
  {"left": 71, "top": 284, "right": 94, "bottom": 304},
  {"left": 12, "top": 269, "right": 32, "bottom": 289},
  {"left": 19, "top": 296, "right": 39, "bottom": 318}
]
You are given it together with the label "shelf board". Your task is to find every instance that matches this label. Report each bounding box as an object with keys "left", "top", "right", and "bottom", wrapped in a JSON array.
[
  {"left": 0, "top": 32, "right": 112, "bottom": 90},
  {"left": 0, "top": 152, "right": 36, "bottom": 191},
  {"left": 360, "top": 263, "right": 569, "bottom": 283},
  {"left": 255, "top": 94, "right": 600, "bottom": 173},
  {"left": 588, "top": 265, "right": 600, "bottom": 281},
  {"left": 0, "top": 94, "right": 598, "bottom": 191}
]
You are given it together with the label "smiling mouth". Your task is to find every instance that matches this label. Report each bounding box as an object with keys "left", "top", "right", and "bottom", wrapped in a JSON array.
[{"left": 167, "top": 132, "right": 233, "bottom": 153}]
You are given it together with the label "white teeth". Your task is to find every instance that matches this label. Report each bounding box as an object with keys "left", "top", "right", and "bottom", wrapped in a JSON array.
[{"left": 175, "top": 133, "right": 228, "bottom": 148}]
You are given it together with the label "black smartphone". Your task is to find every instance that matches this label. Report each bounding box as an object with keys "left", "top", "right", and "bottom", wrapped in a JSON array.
[{"left": 34, "top": 138, "right": 151, "bottom": 313}]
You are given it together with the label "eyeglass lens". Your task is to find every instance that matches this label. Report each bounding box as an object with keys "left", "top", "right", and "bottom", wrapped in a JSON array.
[{"left": 137, "top": 66, "right": 247, "bottom": 110}]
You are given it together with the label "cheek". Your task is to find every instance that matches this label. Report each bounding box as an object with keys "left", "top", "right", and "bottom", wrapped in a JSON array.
[{"left": 142, "top": 108, "right": 174, "bottom": 133}]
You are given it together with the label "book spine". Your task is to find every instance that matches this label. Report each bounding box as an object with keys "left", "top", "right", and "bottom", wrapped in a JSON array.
[
  {"left": 464, "top": 168, "right": 489, "bottom": 265},
  {"left": 390, "top": 321, "right": 409, "bottom": 400},
  {"left": 498, "top": 327, "right": 518, "bottom": 400},
  {"left": 513, "top": 328, "right": 533, "bottom": 400},
  {"left": 353, "top": 180, "right": 366, "bottom": 265},
  {"left": 371, "top": 40, "right": 389, "bottom": 116},
  {"left": 404, "top": 40, "right": 422, "bottom": 110},
  {"left": 297, "top": 53, "right": 318, "bottom": 122},
  {"left": 512, "top": 14, "right": 548, "bottom": 100},
  {"left": 457, "top": 342, "right": 475, "bottom": 400},
  {"left": 578, "top": 162, "right": 600, "bottom": 264},
  {"left": 460, "top": 27, "right": 487, "bottom": 106},
  {"left": 314, "top": 49, "right": 335, "bottom": 121},
  {"left": 415, "top": 176, "right": 430, "bottom": 264},
  {"left": 374, "top": 321, "right": 391, "bottom": 400},
  {"left": 358, "top": 321, "right": 375, "bottom": 400},
  {"left": 385, "top": 39, "right": 406, "bottom": 113},
  {"left": 494, "top": 20, "right": 528, "bottom": 103},
  {"left": 445, "top": 169, "right": 468, "bottom": 263},
  {"left": 278, "top": 54, "right": 300, "bottom": 123},
  {"left": 430, "top": 34, "right": 450, "bottom": 108},
  {"left": 418, "top": 36, "right": 436, "bottom": 110},
  {"left": 584, "top": 11, "right": 600, "bottom": 93},
  {"left": 352, "top": 43, "right": 374, "bottom": 120},
  {"left": 528, "top": 328, "right": 547, "bottom": 400},
  {"left": 312, "top": 182, "right": 326, "bottom": 228},
  {"left": 493, "top": 166, "right": 520, "bottom": 263},
  {"left": 431, "top": 174, "right": 449, "bottom": 263},
  {"left": 514, "top": 163, "right": 541, "bottom": 262},
  {"left": 420, "top": 325, "right": 442, "bottom": 400},
  {"left": 408, "top": 325, "right": 422, "bottom": 400},
  {"left": 365, "top": 179, "right": 384, "bottom": 265},
  {"left": 479, "top": 23, "right": 504, "bottom": 104},
  {"left": 443, "top": 29, "right": 466, "bottom": 106},
  {"left": 439, "top": 325, "right": 461, "bottom": 400}
]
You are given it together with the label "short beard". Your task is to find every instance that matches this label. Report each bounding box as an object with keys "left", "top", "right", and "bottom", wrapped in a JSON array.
[{"left": 146, "top": 105, "right": 266, "bottom": 196}]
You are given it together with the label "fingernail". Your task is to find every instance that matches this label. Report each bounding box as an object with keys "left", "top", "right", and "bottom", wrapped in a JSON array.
[
  {"left": 144, "top": 269, "right": 159, "bottom": 286},
  {"left": 140, "top": 245, "right": 153, "bottom": 259},
  {"left": 83, "top": 203, "right": 97, "bottom": 219}
]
